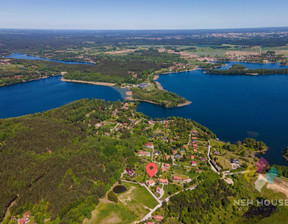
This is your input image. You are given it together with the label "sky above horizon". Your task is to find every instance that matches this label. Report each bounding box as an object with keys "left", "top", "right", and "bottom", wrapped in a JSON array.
[{"left": 1, "top": 0, "right": 288, "bottom": 30}]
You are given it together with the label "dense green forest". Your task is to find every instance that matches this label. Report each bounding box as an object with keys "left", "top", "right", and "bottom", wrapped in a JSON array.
[
  {"left": 0, "top": 49, "right": 185, "bottom": 86},
  {"left": 163, "top": 172, "right": 286, "bottom": 224},
  {"left": 1, "top": 28, "right": 288, "bottom": 54},
  {"left": 0, "top": 99, "right": 140, "bottom": 223},
  {"left": 131, "top": 88, "right": 187, "bottom": 107},
  {"left": 205, "top": 67, "right": 288, "bottom": 75}
]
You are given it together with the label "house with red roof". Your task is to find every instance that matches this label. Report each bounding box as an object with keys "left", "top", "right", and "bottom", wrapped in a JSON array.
[
  {"left": 166, "top": 155, "right": 171, "bottom": 160},
  {"left": 153, "top": 215, "right": 164, "bottom": 221},
  {"left": 156, "top": 186, "right": 161, "bottom": 193},
  {"left": 146, "top": 179, "right": 155, "bottom": 187},
  {"left": 18, "top": 219, "right": 26, "bottom": 224},
  {"left": 125, "top": 168, "right": 135, "bottom": 176},
  {"left": 138, "top": 150, "right": 151, "bottom": 157},
  {"left": 145, "top": 143, "right": 154, "bottom": 149},
  {"left": 164, "top": 163, "right": 171, "bottom": 168},
  {"left": 149, "top": 120, "right": 155, "bottom": 125},
  {"left": 159, "top": 178, "right": 168, "bottom": 185},
  {"left": 191, "top": 161, "right": 197, "bottom": 166},
  {"left": 172, "top": 175, "right": 183, "bottom": 181}
]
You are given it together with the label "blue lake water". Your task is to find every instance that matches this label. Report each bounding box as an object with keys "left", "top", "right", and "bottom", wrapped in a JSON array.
[
  {"left": 138, "top": 69, "right": 288, "bottom": 165},
  {"left": 1, "top": 53, "right": 288, "bottom": 165},
  {"left": 217, "top": 61, "right": 288, "bottom": 70},
  {"left": 0, "top": 76, "right": 123, "bottom": 118},
  {"left": 5, "top": 53, "right": 94, "bottom": 65}
]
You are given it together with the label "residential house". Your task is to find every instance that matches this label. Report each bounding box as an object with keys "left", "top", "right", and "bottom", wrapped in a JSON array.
[
  {"left": 191, "top": 161, "right": 197, "bottom": 166},
  {"left": 172, "top": 176, "right": 183, "bottom": 181},
  {"left": 174, "top": 154, "right": 182, "bottom": 160},
  {"left": 159, "top": 178, "right": 169, "bottom": 185},
  {"left": 156, "top": 186, "right": 161, "bottom": 193},
  {"left": 148, "top": 120, "right": 155, "bottom": 125},
  {"left": 138, "top": 150, "right": 151, "bottom": 157},
  {"left": 138, "top": 83, "right": 150, "bottom": 89},
  {"left": 153, "top": 215, "right": 164, "bottom": 221},
  {"left": 125, "top": 168, "right": 135, "bottom": 176},
  {"left": 145, "top": 143, "right": 154, "bottom": 149},
  {"left": 164, "top": 163, "right": 171, "bottom": 169},
  {"left": 146, "top": 179, "right": 155, "bottom": 187}
]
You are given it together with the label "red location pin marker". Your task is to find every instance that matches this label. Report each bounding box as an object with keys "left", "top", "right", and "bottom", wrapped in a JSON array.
[{"left": 146, "top": 163, "right": 157, "bottom": 178}]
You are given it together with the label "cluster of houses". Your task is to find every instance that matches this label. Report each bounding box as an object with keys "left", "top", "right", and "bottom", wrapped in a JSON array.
[
  {"left": 0, "top": 58, "right": 11, "bottom": 65},
  {"left": 168, "top": 62, "right": 187, "bottom": 72},
  {"left": 190, "top": 130, "right": 199, "bottom": 166},
  {"left": 138, "top": 143, "right": 154, "bottom": 157},
  {"left": 11, "top": 212, "right": 30, "bottom": 224}
]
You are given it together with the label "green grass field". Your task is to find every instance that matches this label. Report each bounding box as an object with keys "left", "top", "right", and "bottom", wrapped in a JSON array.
[
  {"left": 84, "top": 201, "right": 137, "bottom": 224},
  {"left": 84, "top": 182, "right": 158, "bottom": 224},
  {"left": 120, "top": 182, "right": 158, "bottom": 217}
]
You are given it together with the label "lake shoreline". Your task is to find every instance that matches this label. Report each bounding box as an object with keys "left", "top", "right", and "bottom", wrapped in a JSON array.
[{"left": 61, "top": 78, "right": 116, "bottom": 86}]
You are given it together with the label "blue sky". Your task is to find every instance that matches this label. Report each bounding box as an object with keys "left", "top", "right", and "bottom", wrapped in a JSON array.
[{"left": 1, "top": 0, "right": 287, "bottom": 29}]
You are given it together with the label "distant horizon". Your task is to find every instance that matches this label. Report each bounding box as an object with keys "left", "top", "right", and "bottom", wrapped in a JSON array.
[{"left": 1, "top": 26, "right": 288, "bottom": 31}]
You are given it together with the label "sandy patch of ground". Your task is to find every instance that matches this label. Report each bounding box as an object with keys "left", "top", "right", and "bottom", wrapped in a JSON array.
[
  {"left": 118, "top": 186, "right": 136, "bottom": 205},
  {"left": 158, "top": 48, "right": 198, "bottom": 59},
  {"left": 225, "top": 51, "right": 260, "bottom": 56},
  {"left": 274, "top": 50, "right": 288, "bottom": 56},
  {"left": 105, "top": 49, "right": 137, "bottom": 55},
  {"left": 267, "top": 178, "right": 288, "bottom": 198},
  {"left": 155, "top": 81, "right": 164, "bottom": 90},
  {"left": 126, "top": 91, "right": 132, "bottom": 96},
  {"left": 61, "top": 78, "right": 116, "bottom": 86}
]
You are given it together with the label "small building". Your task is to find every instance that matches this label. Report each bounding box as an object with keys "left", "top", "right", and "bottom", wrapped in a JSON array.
[
  {"left": 125, "top": 168, "right": 135, "bottom": 176},
  {"left": 159, "top": 178, "right": 169, "bottom": 185},
  {"left": 230, "top": 158, "right": 240, "bottom": 164},
  {"left": 154, "top": 151, "right": 160, "bottom": 156},
  {"left": 156, "top": 186, "right": 161, "bottom": 193},
  {"left": 145, "top": 143, "right": 154, "bottom": 149},
  {"left": 153, "top": 215, "right": 164, "bottom": 221},
  {"left": 146, "top": 179, "right": 155, "bottom": 187},
  {"left": 138, "top": 83, "right": 150, "bottom": 89},
  {"left": 138, "top": 150, "right": 151, "bottom": 157},
  {"left": 175, "top": 154, "right": 182, "bottom": 160},
  {"left": 164, "top": 163, "right": 171, "bottom": 168},
  {"left": 172, "top": 176, "right": 183, "bottom": 181},
  {"left": 148, "top": 120, "right": 155, "bottom": 125},
  {"left": 191, "top": 161, "right": 197, "bottom": 166},
  {"left": 166, "top": 155, "right": 171, "bottom": 160}
]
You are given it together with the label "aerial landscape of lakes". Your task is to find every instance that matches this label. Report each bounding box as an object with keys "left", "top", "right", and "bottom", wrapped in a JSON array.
[{"left": 1, "top": 53, "right": 288, "bottom": 165}]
